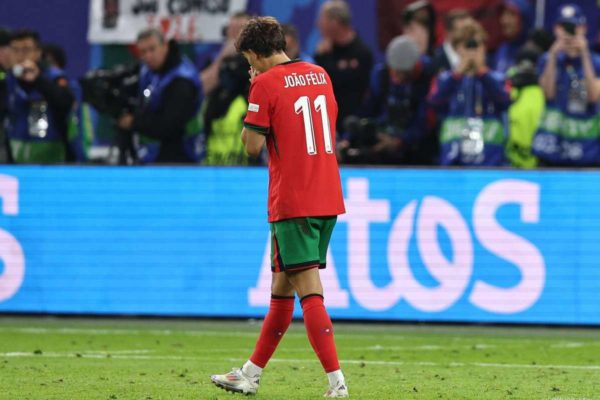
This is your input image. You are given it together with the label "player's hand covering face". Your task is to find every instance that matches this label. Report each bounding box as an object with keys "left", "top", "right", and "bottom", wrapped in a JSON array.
[{"left": 249, "top": 66, "right": 260, "bottom": 83}]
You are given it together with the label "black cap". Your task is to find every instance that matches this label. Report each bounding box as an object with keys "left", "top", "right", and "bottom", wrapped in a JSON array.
[{"left": 0, "top": 27, "right": 11, "bottom": 47}]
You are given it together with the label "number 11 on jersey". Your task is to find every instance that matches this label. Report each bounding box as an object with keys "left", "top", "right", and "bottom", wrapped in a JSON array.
[{"left": 294, "top": 95, "right": 334, "bottom": 155}]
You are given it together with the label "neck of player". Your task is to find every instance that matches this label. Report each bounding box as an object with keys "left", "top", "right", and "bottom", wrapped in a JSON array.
[{"left": 266, "top": 52, "right": 292, "bottom": 70}]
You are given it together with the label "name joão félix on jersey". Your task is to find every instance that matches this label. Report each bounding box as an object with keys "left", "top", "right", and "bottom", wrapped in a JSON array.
[{"left": 283, "top": 71, "right": 327, "bottom": 89}]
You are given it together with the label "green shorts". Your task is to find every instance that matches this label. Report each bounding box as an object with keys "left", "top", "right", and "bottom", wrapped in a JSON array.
[{"left": 270, "top": 216, "right": 337, "bottom": 273}]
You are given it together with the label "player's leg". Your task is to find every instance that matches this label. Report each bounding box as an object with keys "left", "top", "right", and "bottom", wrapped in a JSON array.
[
  {"left": 287, "top": 269, "right": 348, "bottom": 398},
  {"left": 210, "top": 226, "right": 297, "bottom": 395},
  {"left": 241, "top": 272, "right": 296, "bottom": 378},
  {"left": 285, "top": 217, "right": 348, "bottom": 398}
]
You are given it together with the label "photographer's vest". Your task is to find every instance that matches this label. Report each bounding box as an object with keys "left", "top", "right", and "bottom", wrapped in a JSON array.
[
  {"left": 137, "top": 58, "right": 203, "bottom": 163},
  {"left": 6, "top": 66, "right": 67, "bottom": 163},
  {"left": 67, "top": 79, "right": 94, "bottom": 162},
  {"left": 439, "top": 77, "right": 507, "bottom": 166},
  {"left": 533, "top": 54, "right": 600, "bottom": 166},
  {"left": 506, "top": 85, "right": 544, "bottom": 169},
  {"left": 203, "top": 96, "right": 249, "bottom": 166}
]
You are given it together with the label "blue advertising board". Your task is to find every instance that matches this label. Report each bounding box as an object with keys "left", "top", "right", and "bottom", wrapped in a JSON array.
[{"left": 0, "top": 166, "right": 598, "bottom": 325}]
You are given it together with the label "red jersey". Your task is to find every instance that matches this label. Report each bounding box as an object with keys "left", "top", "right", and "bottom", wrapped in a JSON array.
[{"left": 244, "top": 60, "right": 346, "bottom": 222}]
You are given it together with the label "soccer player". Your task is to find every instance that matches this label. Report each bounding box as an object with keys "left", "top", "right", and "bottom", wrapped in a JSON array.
[{"left": 210, "top": 17, "right": 348, "bottom": 398}]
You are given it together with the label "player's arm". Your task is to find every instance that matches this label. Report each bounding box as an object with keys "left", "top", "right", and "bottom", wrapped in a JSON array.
[
  {"left": 242, "top": 71, "right": 271, "bottom": 158},
  {"left": 241, "top": 127, "right": 267, "bottom": 158}
]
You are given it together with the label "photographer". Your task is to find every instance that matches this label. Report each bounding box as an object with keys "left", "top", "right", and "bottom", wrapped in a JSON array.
[
  {"left": 200, "top": 12, "right": 250, "bottom": 97},
  {"left": 428, "top": 21, "right": 511, "bottom": 166},
  {"left": 5, "top": 30, "right": 74, "bottom": 164},
  {"left": 117, "top": 29, "right": 202, "bottom": 164},
  {"left": 505, "top": 32, "right": 551, "bottom": 169},
  {"left": 341, "top": 35, "right": 433, "bottom": 164},
  {"left": 492, "top": 0, "right": 534, "bottom": 74},
  {"left": 534, "top": 4, "right": 600, "bottom": 166}
]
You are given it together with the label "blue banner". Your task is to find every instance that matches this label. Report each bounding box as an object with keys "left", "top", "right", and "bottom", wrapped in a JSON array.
[{"left": 0, "top": 167, "right": 598, "bottom": 325}]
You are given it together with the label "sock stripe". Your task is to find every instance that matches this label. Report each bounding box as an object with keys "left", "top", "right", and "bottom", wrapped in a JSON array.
[{"left": 300, "top": 293, "right": 324, "bottom": 303}]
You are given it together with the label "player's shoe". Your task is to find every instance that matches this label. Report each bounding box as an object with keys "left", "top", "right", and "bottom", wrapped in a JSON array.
[
  {"left": 210, "top": 368, "right": 259, "bottom": 395},
  {"left": 324, "top": 381, "right": 349, "bottom": 398}
]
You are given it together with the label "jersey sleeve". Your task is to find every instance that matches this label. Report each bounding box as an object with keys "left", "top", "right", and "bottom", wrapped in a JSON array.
[{"left": 244, "top": 79, "right": 271, "bottom": 135}]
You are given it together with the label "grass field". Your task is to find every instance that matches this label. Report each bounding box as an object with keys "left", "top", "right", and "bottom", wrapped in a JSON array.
[{"left": 0, "top": 317, "right": 599, "bottom": 400}]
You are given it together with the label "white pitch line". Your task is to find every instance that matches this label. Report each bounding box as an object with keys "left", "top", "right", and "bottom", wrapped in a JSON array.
[{"left": 1, "top": 351, "right": 599, "bottom": 371}]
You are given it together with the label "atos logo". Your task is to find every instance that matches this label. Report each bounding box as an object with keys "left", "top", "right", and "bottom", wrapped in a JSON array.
[
  {"left": 0, "top": 175, "right": 25, "bottom": 303},
  {"left": 250, "top": 178, "right": 545, "bottom": 315}
]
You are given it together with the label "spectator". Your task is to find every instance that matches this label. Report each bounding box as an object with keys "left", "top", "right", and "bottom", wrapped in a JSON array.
[
  {"left": 201, "top": 44, "right": 251, "bottom": 166},
  {"left": 282, "top": 24, "right": 314, "bottom": 63},
  {"left": 401, "top": 0, "right": 436, "bottom": 56},
  {"left": 492, "top": 0, "right": 534, "bottom": 74},
  {"left": 42, "top": 43, "right": 93, "bottom": 163},
  {"left": 505, "top": 44, "right": 545, "bottom": 168},
  {"left": 0, "top": 28, "right": 13, "bottom": 163},
  {"left": 5, "top": 29, "right": 74, "bottom": 163},
  {"left": 315, "top": 0, "right": 373, "bottom": 132},
  {"left": 117, "top": 29, "right": 203, "bottom": 164},
  {"left": 432, "top": 10, "right": 474, "bottom": 74},
  {"left": 200, "top": 12, "right": 250, "bottom": 97},
  {"left": 428, "top": 21, "right": 511, "bottom": 166},
  {"left": 341, "top": 35, "right": 434, "bottom": 165},
  {"left": 534, "top": 4, "right": 600, "bottom": 166}
]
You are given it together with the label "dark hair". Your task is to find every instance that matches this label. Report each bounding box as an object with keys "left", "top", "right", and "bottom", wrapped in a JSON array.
[
  {"left": 42, "top": 43, "right": 67, "bottom": 69},
  {"left": 528, "top": 28, "right": 554, "bottom": 53},
  {"left": 282, "top": 24, "right": 299, "bottom": 41},
  {"left": 235, "top": 17, "right": 287, "bottom": 57},
  {"left": 402, "top": 0, "right": 434, "bottom": 27},
  {"left": 444, "top": 9, "right": 471, "bottom": 31},
  {"left": 0, "top": 27, "right": 11, "bottom": 47},
  {"left": 10, "top": 29, "right": 40, "bottom": 46}
]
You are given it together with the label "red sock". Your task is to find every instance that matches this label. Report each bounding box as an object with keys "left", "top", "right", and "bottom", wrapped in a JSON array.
[
  {"left": 249, "top": 295, "right": 295, "bottom": 368},
  {"left": 301, "top": 294, "right": 340, "bottom": 373}
]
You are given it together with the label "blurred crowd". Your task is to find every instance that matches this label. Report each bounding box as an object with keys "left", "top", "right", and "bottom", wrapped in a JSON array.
[{"left": 1, "top": 0, "right": 599, "bottom": 168}]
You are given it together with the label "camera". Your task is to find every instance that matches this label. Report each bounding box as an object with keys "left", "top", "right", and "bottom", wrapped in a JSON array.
[
  {"left": 465, "top": 39, "right": 480, "bottom": 49},
  {"left": 79, "top": 63, "right": 141, "bottom": 164},
  {"left": 509, "top": 46, "right": 542, "bottom": 88},
  {"left": 79, "top": 63, "right": 140, "bottom": 119},
  {"left": 560, "top": 22, "right": 576, "bottom": 36}
]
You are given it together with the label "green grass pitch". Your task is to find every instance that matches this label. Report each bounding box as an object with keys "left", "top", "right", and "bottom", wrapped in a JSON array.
[{"left": 0, "top": 317, "right": 599, "bottom": 399}]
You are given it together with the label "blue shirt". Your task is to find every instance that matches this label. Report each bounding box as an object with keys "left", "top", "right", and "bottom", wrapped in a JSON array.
[{"left": 537, "top": 51, "right": 600, "bottom": 118}]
